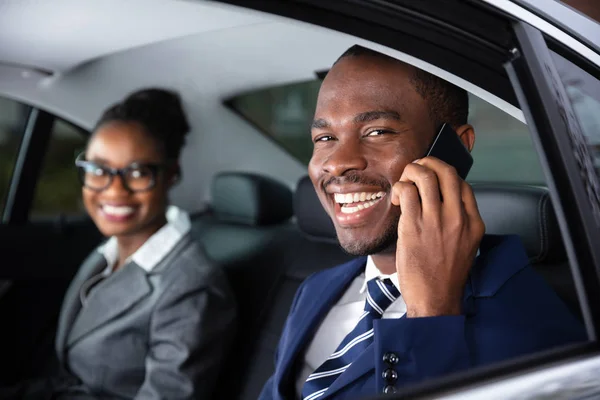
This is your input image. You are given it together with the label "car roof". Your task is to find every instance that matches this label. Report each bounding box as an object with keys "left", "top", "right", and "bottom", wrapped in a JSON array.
[{"left": 512, "top": 0, "right": 600, "bottom": 56}]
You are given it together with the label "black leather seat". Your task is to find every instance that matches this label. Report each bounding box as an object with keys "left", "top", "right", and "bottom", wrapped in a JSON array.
[{"left": 195, "top": 172, "right": 351, "bottom": 400}]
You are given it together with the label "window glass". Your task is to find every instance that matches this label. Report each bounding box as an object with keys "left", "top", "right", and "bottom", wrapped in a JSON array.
[
  {"left": 550, "top": 51, "right": 600, "bottom": 177},
  {"left": 0, "top": 97, "right": 30, "bottom": 214},
  {"left": 229, "top": 79, "right": 545, "bottom": 184},
  {"left": 230, "top": 80, "right": 321, "bottom": 165},
  {"left": 30, "top": 119, "right": 88, "bottom": 217},
  {"left": 467, "top": 95, "right": 545, "bottom": 183}
]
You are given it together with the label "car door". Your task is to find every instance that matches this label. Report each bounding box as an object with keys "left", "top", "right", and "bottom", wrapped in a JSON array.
[
  {"left": 405, "top": 8, "right": 600, "bottom": 399},
  {"left": 0, "top": 100, "right": 103, "bottom": 383}
]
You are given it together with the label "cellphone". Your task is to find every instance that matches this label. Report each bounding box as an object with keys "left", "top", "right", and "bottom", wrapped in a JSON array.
[{"left": 425, "top": 123, "right": 473, "bottom": 180}]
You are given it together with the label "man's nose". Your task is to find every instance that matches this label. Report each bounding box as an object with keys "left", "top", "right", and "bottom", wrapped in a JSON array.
[{"left": 322, "top": 140, "right": 367, "bottom": 177}]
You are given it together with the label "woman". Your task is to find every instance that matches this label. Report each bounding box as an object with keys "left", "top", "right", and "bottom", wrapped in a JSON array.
[{"left": 24, "top": 88, "right": 234, "bottom": 399}]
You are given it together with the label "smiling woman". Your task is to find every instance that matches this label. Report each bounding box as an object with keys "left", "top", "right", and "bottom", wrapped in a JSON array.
[
  {"left": 79, "top": 113, "right": 177, "bottom": 245},
  {"left": 0, "top": 88, "right": 236, "bottom": 400}
]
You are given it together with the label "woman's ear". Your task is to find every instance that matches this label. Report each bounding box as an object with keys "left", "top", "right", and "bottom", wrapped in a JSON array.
[
  {"left": 168, "top": 164, "right": 181, "bottom": 187},
  {"left": 455, "top": 124, "right": 475, "bottom": 152}
]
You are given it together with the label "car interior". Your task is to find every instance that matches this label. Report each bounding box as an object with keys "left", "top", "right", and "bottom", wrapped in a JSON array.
[{"left": 0, "top": 0, "right": 596, "bottom": 398}]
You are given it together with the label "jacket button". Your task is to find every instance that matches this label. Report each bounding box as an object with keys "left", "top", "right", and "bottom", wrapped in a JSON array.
[
  {"left": 383, "top": 352, "right": 399, "bottom": 365},
  {"left": 382, "top": 368, "right": 398, "bottom": 382},
  {"left": 383, "top": 385, "right": 397, "bottom": 394}
]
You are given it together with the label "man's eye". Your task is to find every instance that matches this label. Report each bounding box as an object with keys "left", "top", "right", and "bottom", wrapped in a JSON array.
[
  {"left": 314, "top": 135, "right": 334, "bottom": 143},
  {"left": 367, "top": 129, "right": 390, "bottom": 136}
]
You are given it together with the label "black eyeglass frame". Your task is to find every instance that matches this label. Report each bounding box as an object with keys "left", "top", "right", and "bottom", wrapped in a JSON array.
[{"left": 74, "top": 153, "right": 170, "bottom": 193}]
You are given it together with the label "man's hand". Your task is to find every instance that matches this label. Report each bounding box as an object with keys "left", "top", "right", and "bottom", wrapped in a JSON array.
[{"left": 391, "top": 157, "right": 485, "bottom": 318}]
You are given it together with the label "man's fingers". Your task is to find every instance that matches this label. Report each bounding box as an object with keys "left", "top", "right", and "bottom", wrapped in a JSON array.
[
  {"left": 399, "top": 162, "right": 441, "bottom": 218},
  {"left": 416, "top": 157, "right": 463, "bottom": 212},
  {"left": 392, "top": 181, "right": 421, "bottom": 221},
  {"left": 461, "top": 181, "right": 486, "bottom": 235}
]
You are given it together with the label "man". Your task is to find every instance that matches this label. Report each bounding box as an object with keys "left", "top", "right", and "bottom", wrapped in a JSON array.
[{"left": 259, "top": 45, "right": 585, "bottom": 400}]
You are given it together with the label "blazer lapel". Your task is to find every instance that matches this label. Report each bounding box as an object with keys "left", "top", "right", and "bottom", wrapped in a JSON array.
[
  {"left": 56, "top": 252, "right": 107, "bottom": 361},
  {"left": 322, "top": 342, "right": 376, "bottom": 399},
  {"left": 67, "top": 262, "right": 151, "bottom": 346},
  {"left": 278, "top": 258, "right": 367, "bottom": 392}
]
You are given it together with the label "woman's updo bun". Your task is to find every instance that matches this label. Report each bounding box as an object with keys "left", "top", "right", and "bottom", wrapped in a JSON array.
[{"left": 95, "top": 88, "right": 190, "bottom": 161}]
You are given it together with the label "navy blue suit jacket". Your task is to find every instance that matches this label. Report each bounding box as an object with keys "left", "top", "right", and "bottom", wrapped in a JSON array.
[{"left": 259, "top": 235, "right": 586, "bottom": 400}]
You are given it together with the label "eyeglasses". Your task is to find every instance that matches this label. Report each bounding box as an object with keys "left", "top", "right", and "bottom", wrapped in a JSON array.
[{"left": 75, "top": 153, "right": 168, "bottom": 192}]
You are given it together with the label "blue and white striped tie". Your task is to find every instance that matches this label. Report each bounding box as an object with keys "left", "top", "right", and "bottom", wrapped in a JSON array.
[{"left": 301, "top": 277, "right": 400, "bottom": 400}]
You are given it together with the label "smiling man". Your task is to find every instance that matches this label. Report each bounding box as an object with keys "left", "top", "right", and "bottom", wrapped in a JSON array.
[{"left": 259, "top": 45, "right": 585, "bottom": 400}]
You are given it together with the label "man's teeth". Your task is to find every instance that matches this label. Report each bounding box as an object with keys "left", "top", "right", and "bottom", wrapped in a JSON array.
[
  {"left": 333, "top": 191, "right": 386, "bottom": 214},
  {"left": 334, "top": 191, "right": 385, "bottom": 204},
  {"left": 102, "top": 205, "right": 135, "bottom": 217}
]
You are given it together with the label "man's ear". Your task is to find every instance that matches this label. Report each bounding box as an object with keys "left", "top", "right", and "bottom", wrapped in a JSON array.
[{"left": 455, "top": 124, "right": 475, "bottom": 152}]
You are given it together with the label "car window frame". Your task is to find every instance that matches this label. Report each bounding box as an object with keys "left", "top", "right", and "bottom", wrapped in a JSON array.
[
  {"left": 1, "top": 104, "right": 89, "bottom": 225},
  {"left": 392, "top": 19, "right": 600, "bottom": 400},
  {"left": 0, "top": 99, "right": 32, "bottom": 219},
  {"left": 217, "top": 0, "right": 600, "bottom": 396},
  {"left": 29, "top": 117, "right": 90, "bottom": 220},
  {"left": 2, "top": 108, "right": 55, "bottom": 225},
  {"left": 506, "top": 21, "right": 600, "bottom": 339}
]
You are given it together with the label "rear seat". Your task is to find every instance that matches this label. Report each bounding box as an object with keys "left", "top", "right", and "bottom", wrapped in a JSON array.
[
  {"left": 199, "top": 173, "right": 580, "bottom": 400},
  {"left": 192, "top": 172, "right": 351, "bottom": 400}
]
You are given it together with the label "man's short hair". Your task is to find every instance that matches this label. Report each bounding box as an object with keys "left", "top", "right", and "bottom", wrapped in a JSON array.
[{"left": 335, "top": 45, "right": 469, "bottom": 128}]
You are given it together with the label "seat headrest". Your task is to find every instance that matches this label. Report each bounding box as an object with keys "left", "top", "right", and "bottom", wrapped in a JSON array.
[
  {"left": 293, "top": 176, "right": 565, "bottom": 263},
  {"left": 294, "top": 176, "right": 337, "bottom": 243},
  {"left": 472, "top": 184, "right": 565, "bottom": 263},
  {"left": 212, "top": 172, "right": 293, "bottom": 226}
]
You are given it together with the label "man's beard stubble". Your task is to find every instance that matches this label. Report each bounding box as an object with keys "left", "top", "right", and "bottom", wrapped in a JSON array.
[{"left": 337, "top": 212, "right": 400, "bottom": 256}]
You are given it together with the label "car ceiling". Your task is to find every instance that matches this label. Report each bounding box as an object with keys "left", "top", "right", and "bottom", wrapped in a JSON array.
[
  {"left": 0, "top": 0, "right": 272, "bottom": 73},
  {"left": 0, "top": 0, "right": 525, "bottom": 212}
]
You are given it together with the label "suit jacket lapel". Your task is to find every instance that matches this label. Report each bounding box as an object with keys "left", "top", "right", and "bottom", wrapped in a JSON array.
[
  {"left": 67, "top": 262, "right": 151, "bottom": 346},
  {"left": 323, "top": 342, "right": 376, "bottom": 399},
  {"left": 56, "top": 252, "right": 107, "bottom": 362},
  {"left": 278, "top": 258, "right": 367, "bottom": 392}
]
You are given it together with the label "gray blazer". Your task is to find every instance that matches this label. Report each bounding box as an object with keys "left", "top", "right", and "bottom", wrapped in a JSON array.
[{"left": 54, "top": 234, "right": 236, "bottom": 399}]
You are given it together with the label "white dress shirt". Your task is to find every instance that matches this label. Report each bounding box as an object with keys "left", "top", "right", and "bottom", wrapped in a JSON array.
[
  {"left": 79, "top": 205, "right": 191, "bottom": 305},
  {"left": 295, "top": 256, "right": 407, "bottom": 396}
]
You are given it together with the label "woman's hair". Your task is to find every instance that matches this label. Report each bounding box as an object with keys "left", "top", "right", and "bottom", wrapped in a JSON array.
[{"left": 94, "top": 88, "right": 190, "bottom": 161}]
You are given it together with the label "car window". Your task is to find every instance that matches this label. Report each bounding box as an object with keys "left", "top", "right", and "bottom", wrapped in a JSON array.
[
  {"left": 30, "top": 118, "right": 88, "bottom": 217},
  {"left": 229, "top": 80, "right": 320, "bottom": 165},
  {"left": 550, "top": 51, "right": 600, "bottom": 176},
  {"left": 0, "top": 97, "right": 31, "bottom": 215},
  {"left": 228, "top": 79, "right": 545, "bottom": 184}
]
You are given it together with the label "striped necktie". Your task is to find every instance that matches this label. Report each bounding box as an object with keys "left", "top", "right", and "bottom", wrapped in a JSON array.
[{"left": 301, "top": 277, "right": 400, "bottom": 400}]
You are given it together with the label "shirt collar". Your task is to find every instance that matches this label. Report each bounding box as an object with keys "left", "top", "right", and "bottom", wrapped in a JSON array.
[
  {"left": 359, "top": 248, "right": 480, "bottom": 294},
  {"left": 359, "top": 255, "right": 401, "bottom": 294},
  {"left": 98, "top": 205, "right": 191, "bottom": 273}
]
